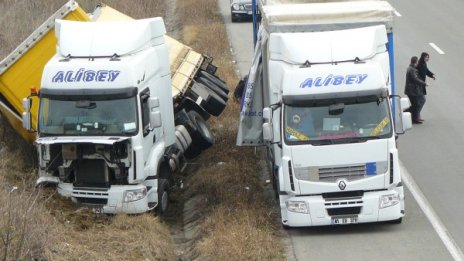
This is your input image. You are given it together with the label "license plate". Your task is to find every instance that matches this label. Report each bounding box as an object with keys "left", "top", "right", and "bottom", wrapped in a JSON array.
[
  {"left": 91, "top": 207, "right": 104, "bottom": 214},
  {"left": 247, "top": 11, "right": 252, "bottom": 15},
  {"left": 331, "top": 216, "right": 358, "bottom": 225}
]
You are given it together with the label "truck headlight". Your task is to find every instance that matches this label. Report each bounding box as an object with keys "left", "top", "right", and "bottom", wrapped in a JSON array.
[
  {"left": 232, "top": 3, "right": 240, "bottom": 10},
  {"left": 286, "top": 201, "right": 309, "bottom": 214},
  {"left": 379, "top": 193, "right": 400, "bottom": 209},
  {"left": 123, "top": 188, "right": 147, "bottom": 203}
]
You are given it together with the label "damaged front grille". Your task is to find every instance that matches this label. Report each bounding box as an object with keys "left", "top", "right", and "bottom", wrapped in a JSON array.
[{"left": 74, "top": 159, "right": 110, "bottom": 188}]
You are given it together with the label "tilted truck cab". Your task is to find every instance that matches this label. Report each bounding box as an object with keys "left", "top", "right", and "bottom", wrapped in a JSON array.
[
  {"left": 28, "top": 18, "right": 176, "bottom": 214},
  {"left": 1, "top": 1, "right": 229, "bottom": 214},
  {"left": 238, "top": 0, "right": 412, "bottom": 227}
]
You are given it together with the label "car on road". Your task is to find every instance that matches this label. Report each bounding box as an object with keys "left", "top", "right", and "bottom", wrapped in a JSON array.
[{"left": 230, "top": 0, "right": 253, "bottom": 22}]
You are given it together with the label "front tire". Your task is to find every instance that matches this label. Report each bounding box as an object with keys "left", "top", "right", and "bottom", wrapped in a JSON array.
[
  {"left": 387, "top": 217, "right": 403, "bottom": 224},
  {"left": 156, "top": 179, "right": 169, "bottom": 215}
]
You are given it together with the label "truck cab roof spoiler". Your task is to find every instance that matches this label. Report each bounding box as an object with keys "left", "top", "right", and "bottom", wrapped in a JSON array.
[{"left": 258, "top": 1, "right": 395, "bottom": 33}]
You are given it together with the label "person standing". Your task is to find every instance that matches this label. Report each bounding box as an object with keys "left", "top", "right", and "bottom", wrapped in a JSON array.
[
  {"left": 404, "top": 56, "right": 427, "bottom": 124},
  {"left": 416, "top": 52, "right": 436, "bottom": 121}
]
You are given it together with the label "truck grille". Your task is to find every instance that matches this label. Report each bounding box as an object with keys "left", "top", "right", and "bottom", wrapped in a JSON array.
[
  {"left": 327, "top": 207, "right": 361, "bottom": 216},
  {"left": 72, "top": 189, "right": 109, "bottom": 205},
  {"left": 323, "top": 191, "right": 363, "bottom": 216},
  {"left": 74, "top": 159, "right": 110, "bottom": 188},
  {"left": 75, "top": 197, "right": 108, "bottom": 205},
  {"left": 319, "top": 164, "right": 366, "bottom": 181},
  {"left": 244, "top": 4, "right": 252, "bottom": 11}
]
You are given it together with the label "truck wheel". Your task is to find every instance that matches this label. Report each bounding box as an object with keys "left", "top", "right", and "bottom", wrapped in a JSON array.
[
  {"left": 198, "top": 70, "right": 229, "bottom": 94},
  {"left": 156, "top": 179, "right": 169, "bottom": 215},
  {"left": 202, "top": 88, "right": 227, "bottom": 117},
  {"left": 196, "top": 77, "right": 229, "bottom": 102},
  {"left": 176, "top": 98, "right": 211, "bottom": 121},
  {"left": 187, "top": 82, "right": 227, "bottom": 117},
  {"left": 273, "top": 175, "right": 279, "bottom": 200},
  {"left": 183, "top": 145, "right": 202, "bottom": 159},
  {"left": 187, "top": 110, "right": 215, "bottom": 151}
]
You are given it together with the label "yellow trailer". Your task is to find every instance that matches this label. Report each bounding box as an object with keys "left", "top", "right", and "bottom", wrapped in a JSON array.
[{"left": 0, "top": 1, "right": 89, "bottom": 143}]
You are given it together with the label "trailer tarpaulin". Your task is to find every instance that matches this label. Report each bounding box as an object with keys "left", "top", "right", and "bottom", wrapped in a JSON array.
[{"left": 236, "top": 28, "right": 265, "bottom": 146}]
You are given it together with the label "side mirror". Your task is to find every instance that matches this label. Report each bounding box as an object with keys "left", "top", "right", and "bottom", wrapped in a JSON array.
[
  {"left": 392, "top": 96, "right": 412, "bottom": 134},
  {"left": 402, "top": 112, "right": 412, "bottom": 131},
  {"left": 150, "top": 111, "right": 162, "bottom": 129},
  {"left": 22, "top": 97, "right": 31, "bottom": 111},
  {"left": 148, "top": 97, "right": 160, "bottom": 109},
  {"left": 22, "top": 112, "right": 32, "bottom": 131},
  {"left": 400, "top": 97, "right": 411, "bottom": 111},
  {"left": 263, "top": 122, "right": 273, "bottom": 141},
  {"left": 22, "top": 97, "right": 32, "bottom": 131},
  {"left": 263, "top": 107, "right": 272, "bottom": 123},
  {"left": 148, "top": 97, "right": 161, "bottom": 128}
]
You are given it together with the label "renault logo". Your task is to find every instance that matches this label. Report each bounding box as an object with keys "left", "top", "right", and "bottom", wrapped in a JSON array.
[{"left": 338, "top": 180, "right": 347, "bottom": 190}]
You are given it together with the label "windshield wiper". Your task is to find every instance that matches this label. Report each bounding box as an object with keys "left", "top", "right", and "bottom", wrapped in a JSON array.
[{"left": 311, "top": 139, "right": 334, "bottom": 146}]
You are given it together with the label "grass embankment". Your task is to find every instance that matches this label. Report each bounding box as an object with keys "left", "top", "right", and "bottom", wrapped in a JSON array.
[{"left": 0, "top": 0, "right": 285, "bottom": 260}]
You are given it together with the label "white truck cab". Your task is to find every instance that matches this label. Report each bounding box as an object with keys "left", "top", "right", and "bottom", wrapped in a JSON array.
[
  {"left": 238, "top": 0, "right": 412, "bottom": 227},
  {"left": 24, "top": 18, "right": 178, "bottom": 214}
]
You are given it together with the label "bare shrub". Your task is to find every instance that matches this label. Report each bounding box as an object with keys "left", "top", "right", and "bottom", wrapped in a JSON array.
[{"left": 0, "top": 177, "right": 51, "bottom": 260}]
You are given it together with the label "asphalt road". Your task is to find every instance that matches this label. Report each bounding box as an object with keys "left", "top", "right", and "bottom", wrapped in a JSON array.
[{"left": 219, "top": 0, "right": 461, "bottom": 260}]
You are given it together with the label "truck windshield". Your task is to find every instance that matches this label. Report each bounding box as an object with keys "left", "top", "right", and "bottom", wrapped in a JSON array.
[
  {"left": 38, "top": 97, "right": 138, "bottom": 136},
  {"left": 284, "top": 97, "right": 392, "bottom": 145}
]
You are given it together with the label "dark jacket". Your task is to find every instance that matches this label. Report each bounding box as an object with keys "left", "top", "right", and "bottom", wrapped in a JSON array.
[
  {"left": 417, "top": 61, "right": 434, "bottom": 95},
  {"left": 405, "top": 65, "right": 427, "bottom": 96}
]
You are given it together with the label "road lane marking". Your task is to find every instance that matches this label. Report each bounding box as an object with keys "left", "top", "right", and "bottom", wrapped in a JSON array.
[
  {"left": 401, "top": 161, "right": 464, "bottom": 261},
  {"left": 394, "top": 10, "right": 402, "bottom": 17},
  {"left": 429, "top": 42, "right": 445, "bottom": 54}
]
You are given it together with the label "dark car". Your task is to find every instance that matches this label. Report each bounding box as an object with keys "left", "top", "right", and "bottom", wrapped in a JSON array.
[{"left": 230, "top": 0, "right": 253, "bottom": 22}]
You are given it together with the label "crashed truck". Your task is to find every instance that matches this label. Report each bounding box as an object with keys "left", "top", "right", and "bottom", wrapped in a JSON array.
[
  {"left": 237, "top": 0, "right": 412, "bottom": 227},
  {"left": 0, "top": 1, "right": 230, "bottom": 214}
]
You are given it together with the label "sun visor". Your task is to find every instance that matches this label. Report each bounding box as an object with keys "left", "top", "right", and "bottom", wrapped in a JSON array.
[
  {"left": 260, "top": 1, "right": 395, "bottom": 33},
  {"left": 269, "top": 25, "right": 387, "bottom": 64}
]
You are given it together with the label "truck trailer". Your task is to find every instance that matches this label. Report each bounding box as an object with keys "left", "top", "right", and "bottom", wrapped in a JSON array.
[
  {"left": 0, "top": 1, "right": 229, "bottom": 214},
  {"left": 237, "top": 0, "right": 413, "bottom": 227}
]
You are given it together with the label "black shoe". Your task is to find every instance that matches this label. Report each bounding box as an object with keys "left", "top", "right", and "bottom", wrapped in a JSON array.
[
  {"left": 418, "top": 118, "right": 425, "bottom": 122},
  {"left": 412, "top": 119, "right": 423, "bottom": 124}
]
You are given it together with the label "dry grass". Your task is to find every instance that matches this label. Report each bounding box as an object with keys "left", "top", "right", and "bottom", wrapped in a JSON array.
[
  {"left": 0, "top": 0, "right": 285, "bottom": 260},
  {"left": 45, "top": 214, "right": 176, "bottom": 261},
  {"left": 176, "top": 0, "right": 285, "bottom": 260},
  {"left": 195, "top": 206, "right": 281, "bottom": 261}
]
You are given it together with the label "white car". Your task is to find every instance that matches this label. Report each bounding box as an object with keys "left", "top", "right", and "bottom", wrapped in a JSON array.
[{"left": 230, "top": 0, "right": 253, "bottom": 22}]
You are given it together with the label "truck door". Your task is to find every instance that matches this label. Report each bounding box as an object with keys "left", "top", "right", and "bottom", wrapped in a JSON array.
[{"left": 139, "top": 88, "right": 159, "bottom": 166}]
